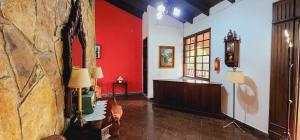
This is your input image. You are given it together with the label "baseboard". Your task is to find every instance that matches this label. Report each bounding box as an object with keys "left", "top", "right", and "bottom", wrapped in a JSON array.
[
  {"left": 147, "top": 98, "right": 154, "bottom": 102},
  {"left": 222, "top": 113, "right": 269, "bottom": 139},
  {"left": 154, "top": 103, "right": 225, "bottom": 119},
  {"left": 141, "top": 93, "right": 154, "bottom": 101}
]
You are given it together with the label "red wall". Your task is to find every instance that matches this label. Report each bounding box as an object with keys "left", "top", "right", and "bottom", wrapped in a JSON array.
[
  {"left": 72, "top": 37, "right": 82, "bottom": 67},
  {"left": 95, "top": 0, "right": 142, "bottom": 94}
]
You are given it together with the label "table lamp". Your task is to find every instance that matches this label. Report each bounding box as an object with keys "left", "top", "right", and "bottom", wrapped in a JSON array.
[
  {"left": 93, "top": 67, "right": 103, "bottom": 98},
  {"left": 68, "top": 67, "right": 91, "bottom": 127},
  {"left": 223, "top": 70, "right": 245, "bottom": 131}
]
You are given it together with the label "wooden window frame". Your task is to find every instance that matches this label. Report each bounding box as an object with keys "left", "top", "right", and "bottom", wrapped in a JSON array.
[{"left": 183, "top": 28, "right": 211, "bottom": 81}]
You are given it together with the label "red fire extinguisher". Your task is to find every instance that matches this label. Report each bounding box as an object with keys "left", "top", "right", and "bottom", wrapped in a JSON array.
[{"left": 214, "top": 57, "right": 220, "bottom": 73}]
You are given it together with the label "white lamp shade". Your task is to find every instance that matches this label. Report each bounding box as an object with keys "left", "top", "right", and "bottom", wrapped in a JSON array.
[
  {"left": 225, "top": 71, "right": 245, "bottom": 84},
  {"left": 94, "top": 67, "right": 103, "bottom": 79},
  {"left": 68, "top": 68, "right": 91, "bottom": 88}
]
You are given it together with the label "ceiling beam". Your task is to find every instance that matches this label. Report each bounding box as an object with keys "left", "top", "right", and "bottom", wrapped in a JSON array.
[
  {"left": 181, "top": 0, "right": 210, "bottom": 16},
  {"left": 118, "top": 0, "right": 148, "bottom": 12},
  {"left": 106, "top": 0, "right": 204, "bottom": 23},
  {"left": 105, "top": 0, "right": 144, "bottom": 18},
  {"left": 167, "top": 11, "right": 194, "bottom": 23},
  {"left": 228, "top": 0, "right": 235, "bottom": 3}
]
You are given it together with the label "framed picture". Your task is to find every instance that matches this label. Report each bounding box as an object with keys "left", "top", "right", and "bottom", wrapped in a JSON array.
[
  {"left": 95, "top": 44, "right": 101, "bottom": 59},
  {"left": 159, "top": 46, "right": 175, "bottom": 68}
]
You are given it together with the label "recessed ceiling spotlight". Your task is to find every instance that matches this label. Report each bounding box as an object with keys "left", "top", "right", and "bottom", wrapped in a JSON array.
[
  {"left": 157, "top": 12, "right": 163, "bottom": 20},
  {"left": 173, "top": 7, "right": 181, "bottom": 17},
  {"left": 157, "top": 4, "right": 166, "bottom": 13}
]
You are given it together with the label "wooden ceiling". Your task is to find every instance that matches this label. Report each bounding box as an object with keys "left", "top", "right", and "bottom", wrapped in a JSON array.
[{"left": 105, "top": 0, "right": 235, "bottom": 23}]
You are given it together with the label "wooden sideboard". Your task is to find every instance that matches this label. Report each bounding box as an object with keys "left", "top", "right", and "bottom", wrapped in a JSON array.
[
  {"left": 64, "top": 98, "right": 113, "bottom": 140},
  {"left": 153, "top": 79, "right": 222, "bottom": 118}
]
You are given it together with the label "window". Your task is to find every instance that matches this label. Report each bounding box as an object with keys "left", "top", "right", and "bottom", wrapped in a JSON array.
[{"left": 184, "top": 29, "right": 210, "bottom": 80}]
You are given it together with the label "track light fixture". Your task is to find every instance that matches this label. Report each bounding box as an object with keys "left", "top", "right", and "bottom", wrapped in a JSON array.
[
  {"left": 173, "top": 7, "right": 181, "bottom": 17},
  {"left": 156, "top": 1, "right": 181, "bottom": 20}
]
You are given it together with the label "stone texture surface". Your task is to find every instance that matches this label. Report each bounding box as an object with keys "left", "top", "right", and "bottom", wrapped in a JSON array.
[
  {"left": 20, "top": 77, "right": 57, "bottom": 140},
  {"left": 0, "top": 11, "right": 10, "bottom": 25},
  {"left": 1, "top": 0, "right": 36, "bottom": 43},
  {"left": 34, "top": 0, "right": 56, "bottom": 52},
  {"left": 0, "top": 42, "right": 21, "bottom": 140},
  {"left": 3, "top": 25, "right": 38, "bottom": 94},
  {"left": 54, "top": 40, "right": 64, "bottom": 75},
  {"left": 81, "top": 0, "right": 96, "bottom": 70},
  {"left": 0, "top": 0, "right": 96, "bottom": 139},
  {"left": 55, "top": 0, "right": 71, "bottom": 26}
]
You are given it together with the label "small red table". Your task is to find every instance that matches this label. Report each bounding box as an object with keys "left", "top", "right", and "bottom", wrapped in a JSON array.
[{"left": 112, "top": 82, "right": 128, "bottom": 97}]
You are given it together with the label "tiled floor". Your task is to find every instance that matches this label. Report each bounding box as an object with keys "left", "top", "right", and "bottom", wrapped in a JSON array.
[{"left": 110, "top": 96, "right": 267, "bottom": 140}]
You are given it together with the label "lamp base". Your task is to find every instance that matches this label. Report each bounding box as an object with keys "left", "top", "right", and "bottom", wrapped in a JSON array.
[
  {"left": 74, "top": 112, "right": 86, "bottom": 127},
  {"left": 74, "top": 88, "right": 85, "bottom": 127},
  {"left": 223, "top": 119, "right": 244, "bottom": 132}
]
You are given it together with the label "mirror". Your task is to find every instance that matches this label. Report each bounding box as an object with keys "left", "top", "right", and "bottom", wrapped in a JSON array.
[
  {"left": 62, "top": 0, "right": 87, "bottom": 117},
  {"left": 72, "top": 37, "right": 83, "bottom": 67}
]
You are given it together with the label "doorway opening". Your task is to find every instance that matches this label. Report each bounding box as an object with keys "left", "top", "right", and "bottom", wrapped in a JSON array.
[{"left": 143, "top": 38, "right": 148, "bottom": 96}]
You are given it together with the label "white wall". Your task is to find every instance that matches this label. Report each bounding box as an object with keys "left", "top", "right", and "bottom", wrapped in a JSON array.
[
  {"left": 145, "top": 6, "right": 184, "bottom": 98},
  {"left": 142, "top": 12, "right": 149, "bottom": 39},
  {"left": 184, "top": 0, "right": 272, "bottom": 133}
]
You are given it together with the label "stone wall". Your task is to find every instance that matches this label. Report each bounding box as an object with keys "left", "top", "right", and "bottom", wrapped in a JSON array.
[{"left": 0, "top": 0, "right": 96, "bottom": 139}]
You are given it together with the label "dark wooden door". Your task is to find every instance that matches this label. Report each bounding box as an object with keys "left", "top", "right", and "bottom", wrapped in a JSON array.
[
  {"left": 143, "top": 38, "right": 148, "bottom": 95},
  {"left": 269, "top": 0, "right": 300, "bottom": 139},
  {"left": 295, "top": 19, "right": 300, "bottom": 139}
]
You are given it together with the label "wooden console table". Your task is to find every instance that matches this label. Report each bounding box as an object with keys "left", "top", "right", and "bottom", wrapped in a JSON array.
[
  {"left": 112, "top": 82, "right": 128, "bottom": 97},
  {"left": 64, "top": 99, "right": 113, "bottom": 140},
  {"left": 154, "top": 79, "right": 222, "bottom": 118}
]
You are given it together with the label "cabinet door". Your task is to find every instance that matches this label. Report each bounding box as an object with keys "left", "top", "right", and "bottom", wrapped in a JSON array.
[
  {"left": 166, "top": 82, "right": 184, "bottom": 108},
  {"left": 183, "top": 83, "right": 199, "bottom": 110},
  {"left": 200, "top": 84, "right": 221, "bottom": 113},
  {"left": 154, "top": 81, "right": 184, "bottom": 107},
  {"left": 154, "top": 81, "right": 163, "bottom": 104}
]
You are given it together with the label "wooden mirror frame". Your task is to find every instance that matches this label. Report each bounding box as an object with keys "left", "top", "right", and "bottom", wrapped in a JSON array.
[{"left": 62, "top": 0, "right": 87, "bottom": 117}]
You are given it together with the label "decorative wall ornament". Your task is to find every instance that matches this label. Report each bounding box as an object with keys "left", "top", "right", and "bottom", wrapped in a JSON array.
[
  {"left": 62, "top": 0, "right": 87, "bottom": 117},
  {"left": 117, "top": 76, "right": 124, "bottom": 83},
  {"left": 224, "top": 30, "right": 241, "bottom": 68}
]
